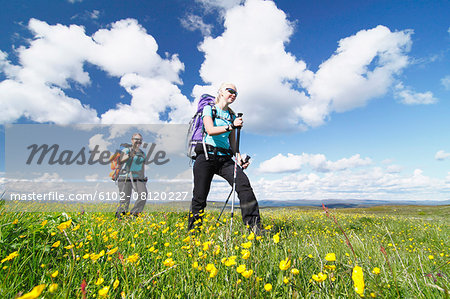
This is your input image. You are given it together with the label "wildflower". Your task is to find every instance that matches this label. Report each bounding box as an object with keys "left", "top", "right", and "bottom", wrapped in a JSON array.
[
  {"left": 12, "top": 219, "right": 19, "bottom": 225},
  {"left": 324, "top": 265, "right": 336, "bottom": 271},
  {"left": 192, "top": 261, "right": 198, "bottom": 269},
  {"left": 237, "top": 279, "right": 242, "bottom": 284},
  {"left": 126, "top": 253, "right": 139, "bottom": 263},
  {"left": 82, "top": 253, "right": 90, "bottom": 259},
  {"left": 210, "top": 266, "right": 218, "bottom": 278},
  {"left": 241, "top": 241, "right": 252, "bottom": 249},
  {"left": 51, "top": 241, "right": 61, "bottom": 248},
  {"left": 428, "top": 255, "right": 434, "bottom": 260},
  {"left": 264, "top": 283, "right": 272, "bottom": 291},
  {"left": 213, "top": 245, "right": 220, "bottom": 255},
  {"left": 372, "top": 267, "right": 381, "bottom": 275},
  {"left": 51, "top": 270, "right": 59, "bottom": 278},
  {"left": 57, "top": 219, "right": 72, "bottom": 232},
  {"left": 49, "top": 283, "right": 58, "bottom": 293},
  {"left": 16, "top": 284, "right": 46, "bottom": 299},
  {"left": 106, "top": 247, "right": 118, "bottom": 255},
  {"left": 241, "top": 250, "right": 250, "bottom": 260},
  {"left": 370, "top": 292, "right": 377, "bottom": 298},
  {"left": 95, "top": 277, "right": 104, "bottom": 285},
  {"left": 325, "top": 253, "right": 336, "bottom": 262},
  {"left": 279, "top": 258, "right": 291, "bottom": 271},
  {"left": 166, "top": 252, "right": 173, "bottom": 257},
  {"left": 98, "top": 286, "right": 109, "bottom": 297},
  {"left": 308, "top": 254, "right": 313, "bottom": 258},
  {"left": 64, "top": 244, "right": 74, "bottom": 250},
  {"left": 1, "top": 251, "right": 19, "bottom": 263},
  {"left": 273, "top": 233, "right": 280, "bottom": 244},
  {"left": 163, "top": 258, "right": 175, "bottom": 267},
  {"left": 205, "top": 263, "right": 215, "bottom": 272},
  {"left": 265, "top": 225, "right": 272, "bottom": 230},
  {"left": 242, "top": 269, "right": 253, "bottom": 278},
  {"left": 352, "top": 265, "right": 365, "bottom": 296},
  {"left": 291, "top": 268, "right": 300, "bottom": 275},
  {"left": 164, "top": 242, "right": 170, "bottom": 247},
  {"left": 283, "top": 277, "right": 289, "bottom": 284},
  {"left": 236, "top": 264, "right": 246, "bottom": 273},
  {"left": 312, "top": 272, "right": 327, "bottom": 282},
  {"left": 247, "top": 232, "right": 255, "bottom": 241},
  {"left": 222, "top": 256, "right": 237, "bottom": 267},
  {"left": 113, "top": 279, "right": 120, "bottom": 289},
  {"left": 41, "top": 220, "right": 48, "bottom": 227}
]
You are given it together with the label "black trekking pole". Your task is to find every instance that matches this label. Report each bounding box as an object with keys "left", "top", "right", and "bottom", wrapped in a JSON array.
[
  {"left": 230, "top": 113, "right": 243, "bottom": 231},
  {"left": 216, "top": 154, "right": 251, "bottom": 224}
]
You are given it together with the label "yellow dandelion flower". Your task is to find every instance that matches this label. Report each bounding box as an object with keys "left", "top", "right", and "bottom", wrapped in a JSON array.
[
  {"left": 49, "top": 283, "right": 58, "bottom": 293},
  {"left": 16, "top": 284, "right": 46, "bottom": 299},
  {"left": 40, "top": 220, "right": 48, "bottom": 227},
  {"left": 98, "top": 286, "right": 109, "bottom": 297},
  {"left": 324, "top": 265, "right": 336, "bottom": 271},
  {"left": 279, "top": 258, "right": 291, "bottom": 271},
  {"left": 222, "top": 256, "right": 237, "bottom": 267},
  {"left": 192, "top": 261, "right": 198, "bottom": 269},
  {"left": 372, "top": 267, "right": 381, "bottom": 275},
  {"left": 113, "top": 279, "right": 120, "bottom": 290},
  {"left": 291, "top": 268, "right": 300, "bottom": 275},
  {"left": 264, "top": 283, "right": 272, "bottom": 291},
  {"left": 95, "top": 277, "right": 104, "bottom": 285},
  {"left": 209, "top": 266, "right": 218, "bottom": 278},
  {"left": 428, "top": 255, "right": 434, "bottom": 260},
  {"left": 242, "top": 269, "right": 253, "bottom": 278},
  {"left": 1, "top": 251, "right": 19, "bottom": 264},
  {"left": 283, "top": 277, "right": 289, "bottom": 284},
  {"left": 325, "top": 253, "right": 336, "bottom": 262},
  {"left": 205, "top": 263, "right": 215, "bottom": 272},
  {"left": 64, "top": 244, "right": 74, "bottom": 250},
  {"left": 12, "top": 219, "right": 19, "bottom": 225},
  {"left": 236, "top": 264, "right": 246, "bottom": 273},
  {"left": 213, "top": 245, "right": 220, "bottom": 255},
  {"left": 51, "top": 270, "right": 59, "bottom": 278},
  {"left": 163, "top": 258, "right": 175, "bottom": 267},
  {"left": 312, "top": 272, "right": 327, "bottom": 282},
  {"left": 57, "top": 219, "right": 72, "bottom": 232},
  {"left": 164, "top": 242, "right": 170, "bottom": 247},
  {"left": 51, "top": 241, "right": 61, "bottom": 248},
  {"left": 107, "top": 247, "right": 118, "bottom": 255},
  {"left": 273, "top": 233, "right": 280, "bottom": 244},
  {"left": 241, "top": 241, "right": 252, "bottom": 249},
  {"left": 126, "top": 253, "right": 139, "bottom": 263},
  {"left": 82, "top": 253, "right": 90, "bottom": 259},
  {"left": 241, "top": 249, "right": 250, "bottom": 260},
  {"left": 370, "top": 292, "right": 377, "bottom": 298},
  {"left": 352, "top": 265, "right": 365, "bottom": 296},
  {"left": 247, "top": 232, "right": 255, "bottom": 241}
]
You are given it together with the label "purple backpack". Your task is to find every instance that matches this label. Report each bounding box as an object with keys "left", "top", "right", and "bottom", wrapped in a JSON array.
[{"left": 186, "top": 94, "right": 215, "bottom": 159}]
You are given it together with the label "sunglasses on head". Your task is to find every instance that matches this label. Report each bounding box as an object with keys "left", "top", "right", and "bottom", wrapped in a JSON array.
[{"left": 225, "top": 88, "right": 238, "bottom": 96}]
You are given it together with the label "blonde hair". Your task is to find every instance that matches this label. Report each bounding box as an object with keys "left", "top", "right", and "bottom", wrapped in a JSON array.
[{"left": 216, "top": 82, "right": 236, "bottom": 104}]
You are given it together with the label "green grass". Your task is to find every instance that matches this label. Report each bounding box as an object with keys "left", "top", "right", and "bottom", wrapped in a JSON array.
[{"left": 0, "top": 203, "right": 448, "bottom": 298}]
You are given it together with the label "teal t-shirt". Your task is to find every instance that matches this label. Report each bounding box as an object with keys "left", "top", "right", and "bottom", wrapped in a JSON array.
[
  {"left": 119, "top": 147, "right": 145, "bottom": 179},
  {"left": 202, "top": 105, "right": 235, "bottom": 151}
]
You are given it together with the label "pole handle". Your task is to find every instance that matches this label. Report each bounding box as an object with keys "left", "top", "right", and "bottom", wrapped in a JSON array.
[{"left": 236, "top": 113, "right": 243, "bottom": 152}]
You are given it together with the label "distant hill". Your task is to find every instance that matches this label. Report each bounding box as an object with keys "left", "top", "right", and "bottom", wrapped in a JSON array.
[{"left": 210, "top": 199, "right": 450, "bottom": 209}]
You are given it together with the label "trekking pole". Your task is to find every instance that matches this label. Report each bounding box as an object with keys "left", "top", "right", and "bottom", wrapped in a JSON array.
[
  {"left": 216, "top": 154, "right": 251, "bottom": 224},
  {"left": 230, "top": 113, "right": 243, "bottom": 232}
]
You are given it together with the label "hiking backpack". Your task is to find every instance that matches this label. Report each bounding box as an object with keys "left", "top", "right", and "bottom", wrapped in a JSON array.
[
  {"left": 109, "top": 143, "right": 132, "bottom": 181},
  {"left": 186, "top": 94, "right": 235, "bottom": 160}
]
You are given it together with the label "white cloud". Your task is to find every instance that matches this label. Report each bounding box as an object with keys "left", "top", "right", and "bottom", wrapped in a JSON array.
[
  {"left": 394, "top": 82, "right": 437, "bottom": 105},
  {"left": 194, "top": 0, "right": 414, "bottom": 133},
  {"left": 441, "top": 75, "right": 450, "bottom": 90},
  {"left": 252, "top": 167, "right": 449, "bottom": 201},
  {"left": 180, "top": 14, "right": 213, "bottom": 36},
  {"left": 257, "top": 153, "right": 372, "bottom": 173},
  {"left": 68, "top": 0, "right": 83, "bottom": 3},
  {"left": 0, "top": 18, "right": 194, "bottom": 125},
  {"left": 195, "top": 0, "right": 244, "bottom": 12},
  {"left": 88, "top": 134, "right": 111, "bottom": 153},
  {"left": 435, "top": 150, "right": 450, "bottom": 161}
]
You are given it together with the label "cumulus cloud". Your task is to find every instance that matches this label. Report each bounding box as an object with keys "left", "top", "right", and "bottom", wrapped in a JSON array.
[
  {"left": 195, "top": 0, "right": 244, "bottom": 12},
  {"left": 180, "top": 14, "right": 213, "bottom": 36},
  {"left": 441, "top": 75, "right": 450, "bottom": 90},
  {"left": 257, "top": 153, "right": 372, "bottom": 173},
  {"left": 252, "top": 167, "right": 449, "bottom": 201},
  {"left": 194, "top": 0, "right": 414, "bottom": 133},
  {"left": 394, "top": 82, "right": 437, "bottom": 105},
  {"left": 0, "top": 18, "right": 194, "bottom": 125},
  {"left": 435, "top": 150, "right": 450, "bottom": 161}
]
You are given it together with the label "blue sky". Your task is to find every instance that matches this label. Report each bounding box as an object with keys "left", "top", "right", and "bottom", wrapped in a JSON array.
[{"left": 1, "top": 0, "right": 449, "bottom": 201}]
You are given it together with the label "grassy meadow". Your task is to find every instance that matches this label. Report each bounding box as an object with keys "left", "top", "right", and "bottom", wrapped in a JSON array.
[{"left": 0, "top": 201, "right": 449, "bottom": 298}]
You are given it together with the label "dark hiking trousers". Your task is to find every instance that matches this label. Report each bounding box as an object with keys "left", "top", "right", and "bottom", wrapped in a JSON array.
[{"left": 188, "top": 153, "right": 261, "bottom": 230}]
